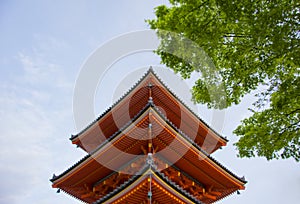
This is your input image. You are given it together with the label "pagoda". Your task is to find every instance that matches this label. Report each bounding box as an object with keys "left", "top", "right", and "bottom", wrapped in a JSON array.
[{"left": 51, "top": 68, "right": 246, "bottom": 203}]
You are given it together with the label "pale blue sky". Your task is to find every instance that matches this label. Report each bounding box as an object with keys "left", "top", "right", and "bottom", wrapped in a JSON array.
[{"left": 0, "top": 1, "right": 299, "bottom": 204}]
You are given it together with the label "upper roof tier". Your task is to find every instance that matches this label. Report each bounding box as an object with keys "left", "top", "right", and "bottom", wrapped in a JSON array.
[{"left": 71, "top": 68, "right": 227, "bottom": 154}]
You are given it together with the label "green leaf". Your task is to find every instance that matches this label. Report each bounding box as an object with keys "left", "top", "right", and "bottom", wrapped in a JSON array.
[{"left": 148, "top": 0, "right": 300, "bottom": 161}]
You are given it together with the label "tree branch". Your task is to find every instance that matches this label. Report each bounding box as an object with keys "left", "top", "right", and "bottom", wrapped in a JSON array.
[
  {"left": 187, "top": 0, "right": 209, "bottom": 15},
  {"left": 285, "top": 108, "right": 300, "bottom": 116},
  {"left": 279, "top": 120, "right": 300, "bottom": 135}
]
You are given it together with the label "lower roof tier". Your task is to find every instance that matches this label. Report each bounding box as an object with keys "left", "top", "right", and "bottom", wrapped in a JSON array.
[
  {"left": 54, "top": 155, "right": 241, "bottom": 204},
  {"left": 51, "top": 106, "right": 246, "bottom": 203},
  {"left": 95, "top": 165, "right": 203, "bottom": 204}
]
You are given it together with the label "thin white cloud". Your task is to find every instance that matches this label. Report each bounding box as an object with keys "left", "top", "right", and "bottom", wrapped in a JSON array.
[{"left": 0, "top": 37, "right": 83, "bottom": 203}]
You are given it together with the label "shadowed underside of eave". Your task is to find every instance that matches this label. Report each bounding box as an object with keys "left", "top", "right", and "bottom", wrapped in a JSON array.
[{"left": 94, "top": 167, "right": 203, "bottom": 204}]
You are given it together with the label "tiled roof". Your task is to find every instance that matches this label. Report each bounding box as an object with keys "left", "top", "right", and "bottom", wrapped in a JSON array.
[
  {"left": 51, "top": 102, "right": 151, "bottom": 183},
  {"left": 51, "top": 101, "right": 246, "bottom": 184},
  {"left": 93, "top": 163, "right": 204, "bottom": 204},
  {"left": 70, "top": 68, "right": 228, "bottom": 142}
]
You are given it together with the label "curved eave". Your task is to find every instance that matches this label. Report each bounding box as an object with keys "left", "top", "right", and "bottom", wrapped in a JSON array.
[
  {"left": 151, "top": 104, "right": 246, "bottom": 186},
  {"left": 95, "top": 167, "right": 203, "bottom": 204},
  {"left": 69, "top": 68, "right": 152, "bottom": 141},
  {"left": 51, "top": 104, "right": 245, "bottom": 189},
  {"left": 71, "top": 68, "right": 227, "bottom": 153},
  {"left": 148, "top": 70, "right": 228, "bottom": 143},
  {"left": 51, "top": 103, "right": 152, "bottom": 184}
]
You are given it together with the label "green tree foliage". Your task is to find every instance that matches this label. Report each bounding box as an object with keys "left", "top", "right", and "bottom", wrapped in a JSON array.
[{"left": 147, "top": 0, "right": 300, "bottom": 161}]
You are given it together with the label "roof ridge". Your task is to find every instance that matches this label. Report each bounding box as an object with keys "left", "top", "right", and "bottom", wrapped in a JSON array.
[
  {"left": 71, "top": 67, "right": 227, "bottom": 143},
  {"left": 71, "top": 68, "right": 153, "bottom": 140},
  {"left": 52, "top": 102, "right": 246, "bottom": 184},
  {"left": 52, "top": 103, "right": 152, "bottom": 183},
  {"left": 93, "top": 165, "right": 150, "bottom": 204},
  {"left": 150, "top": 104, "right": 246, "bottom": 184},
  {"left": 155, "top": 170, "right": 203, "bottom": 204},
  {"left": 149, "top": 68, "right": 228, "bottom": 142},
  {"left": 94, "top": 165, "right": 203, "bottom": 204}
]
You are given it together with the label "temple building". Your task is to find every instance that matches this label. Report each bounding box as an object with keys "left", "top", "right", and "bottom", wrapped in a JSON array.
[{"left": 51, "top": 68, "right": 246, "bottom": 203}]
